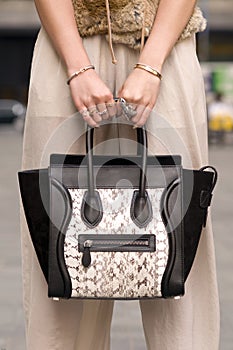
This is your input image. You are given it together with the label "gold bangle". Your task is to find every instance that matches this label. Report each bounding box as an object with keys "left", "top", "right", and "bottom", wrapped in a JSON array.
[
  {"left": 67, "top": 65, "right": 95, "bottom": 85},
  {"left": 134, "top": 63, "right": 162, "bottom": 80}
]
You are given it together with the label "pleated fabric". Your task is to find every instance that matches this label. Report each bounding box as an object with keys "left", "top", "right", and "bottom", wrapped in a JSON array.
[{"left": 20, "top": 28, "right": 220, "bottom": 350}]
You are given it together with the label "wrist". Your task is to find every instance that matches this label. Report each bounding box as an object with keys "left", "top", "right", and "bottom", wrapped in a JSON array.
[
  {"left": 138, "top": 39, "right": 168, "bottom": 72},
  {"left": 54, "top": 31, "right": 92, "bottom": 75},
  {"left": 138, "top": 54, "right": 164, "bottom": 73},
  {"left": 63, "top": 41, "right": 92, "bottom": 75}
]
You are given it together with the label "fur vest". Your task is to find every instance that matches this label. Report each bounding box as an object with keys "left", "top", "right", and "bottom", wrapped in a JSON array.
[{"left": 72, "top": 0, "right": 206, "bottom": 63}]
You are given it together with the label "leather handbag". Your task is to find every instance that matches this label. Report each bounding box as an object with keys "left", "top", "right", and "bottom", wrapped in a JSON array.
[{"left": 18, "top": 127, "right": 217, "bottom": 300}]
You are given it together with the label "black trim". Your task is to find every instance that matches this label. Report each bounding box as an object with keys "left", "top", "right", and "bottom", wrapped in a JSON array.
[
  {"left": 160, "top": 179, "right": 184, "bottom": 298},
  {"left": 48, "top": 178, "right": 72, "bottom": 298}
]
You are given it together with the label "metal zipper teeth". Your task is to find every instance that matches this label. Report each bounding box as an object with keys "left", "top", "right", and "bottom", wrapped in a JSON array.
[{"left": 87, "top": 240, "right": 149, "bottom": 247}]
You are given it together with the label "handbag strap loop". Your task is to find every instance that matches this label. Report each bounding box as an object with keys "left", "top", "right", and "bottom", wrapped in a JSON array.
[
  {"left": 199, "top": 165, "right": 218, "bottom": 193},
  {"left": 199, "top": 165, "right": 218, "bottom": 227}
]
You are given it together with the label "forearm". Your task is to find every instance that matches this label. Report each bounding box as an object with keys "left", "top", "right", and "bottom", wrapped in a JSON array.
[
  {"left": 34, "top": 0, "right": 90, "bottom": 74},
  {"left": 139, "top": 0, "right": 197, "bottom": 70}
]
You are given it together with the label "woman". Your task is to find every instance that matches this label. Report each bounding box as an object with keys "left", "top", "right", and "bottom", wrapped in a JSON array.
[{"left": 20, "top": 0, "right": 220, "bottom": 349}]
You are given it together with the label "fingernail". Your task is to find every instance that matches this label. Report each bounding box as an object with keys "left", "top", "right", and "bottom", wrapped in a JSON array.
[{"left": 132, "top": 125, "right": 138, "bottom": 129}]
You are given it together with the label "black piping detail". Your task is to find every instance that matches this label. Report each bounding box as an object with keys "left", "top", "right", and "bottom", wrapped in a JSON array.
[
  {"left": 160, "top": 178, "right": 184, "bottom": 297},
  {"left": 49, "top": 178, "right": 72, "bottom": 298}
]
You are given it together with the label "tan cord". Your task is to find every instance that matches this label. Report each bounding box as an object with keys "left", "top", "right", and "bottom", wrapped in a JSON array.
[
  {"left": 105, "top": 0, "right": 117, "bottom": 64},
  {"left": 140, "top": 0, "right": 146, "bottom": 52}
]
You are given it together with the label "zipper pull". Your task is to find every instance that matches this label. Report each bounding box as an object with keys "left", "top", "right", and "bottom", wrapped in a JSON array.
[{"left": 82, "top": 240, "right": 92, "bottom": 268}]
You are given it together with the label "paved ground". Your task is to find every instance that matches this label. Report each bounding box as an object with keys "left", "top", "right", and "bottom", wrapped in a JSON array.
[{"left": 0, "top": 124, "right": 232, "bottom": 350}]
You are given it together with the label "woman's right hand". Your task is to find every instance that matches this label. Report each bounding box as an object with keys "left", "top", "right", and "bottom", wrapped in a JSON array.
[
  {"left": 69, "top": 69, "right": 116, "bottom": 127},
  {"left": 34, "top": 0, "right": 116, "bottom": 127}
]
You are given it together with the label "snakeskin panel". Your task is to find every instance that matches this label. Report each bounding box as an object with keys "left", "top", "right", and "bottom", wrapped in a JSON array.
[{"left": 64, "top": 188, "right": 169, "bottom": 299}]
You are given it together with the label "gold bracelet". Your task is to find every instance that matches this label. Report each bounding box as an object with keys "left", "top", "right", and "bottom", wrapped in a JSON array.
[
  {"left": 67, "top": 65, "right": 95, "bottom": 85},
  {"left": 134, "top": 63, "right": 162, "bottom": 80}
]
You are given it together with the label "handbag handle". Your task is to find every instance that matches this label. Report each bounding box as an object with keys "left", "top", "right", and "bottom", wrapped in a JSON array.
[{"left": 81, "top": 125, "right": 153, "bottom": 228}]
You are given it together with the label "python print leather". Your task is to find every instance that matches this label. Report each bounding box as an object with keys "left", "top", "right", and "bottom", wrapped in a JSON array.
[{"left": 64, "top": 188, "right": 169, "bottom": 299}]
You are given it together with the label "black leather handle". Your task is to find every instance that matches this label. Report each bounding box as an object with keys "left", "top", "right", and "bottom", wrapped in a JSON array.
[
  {"left": 86, "top": 126, "right": 148, "bottom": 192},
  {"left": 86, "top": 125, "right": 146, "bottom": 156},
  {"left": 137, "top": 128, "right": 147, "bottom": 198},
  {"left": 86, "top": 127, "right": 95, "bottom": 197},
  {"left": 81, "top": 125, "right": 152, "bottom": 228}
]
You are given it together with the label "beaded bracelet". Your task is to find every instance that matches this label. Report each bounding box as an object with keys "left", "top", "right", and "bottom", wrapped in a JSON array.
[
  {"left": 67, "top": 65, "right": 95, "bottom": 85},
  {"left": 134, "top": 63, "right": 162, "bottom": 80}
]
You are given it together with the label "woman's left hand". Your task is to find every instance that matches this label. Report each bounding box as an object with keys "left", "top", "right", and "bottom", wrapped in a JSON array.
[{"left": 118, "top": 68, "right": 161, "bottom": 127}]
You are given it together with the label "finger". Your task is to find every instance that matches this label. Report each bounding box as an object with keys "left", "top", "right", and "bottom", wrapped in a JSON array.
[
  {"left": 106, "top": 100, "right": 117, "bottom": 118},
  {"left": 131, "top": 104, "right": 145, "bottom": 125},
  {"left": 97, "top": 103, "right": 109, "bottom": 120},
  {"left": 123, "top": 102, "right": 137, "bottom": 121},
  {"left": 115, "top": 99, "right": 123, "bottom": 118},
  {"left": 88, "top": 105, "right": 102, "bottom": 123},
  {"left": 134, "top": 105, "right": 152, "bottom": 127},
  {"left": 115, "top": 98, "right": 137, "bottom": 120},
  {"left": 79, "top": 109, "right": 99, "bottom": 128}
]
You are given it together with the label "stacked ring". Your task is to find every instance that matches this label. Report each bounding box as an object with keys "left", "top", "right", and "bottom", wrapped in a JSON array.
[
  {"left": 88, "top": 107, "right": 98, "bottom": 116},
  {"left": 79, "top": 109, "right": 90, "bottom": 118},
  {"left": 106, "top": 102, "right": 115, "bottom": 108},
  {"left": 119, "top": 98, "right": 137, "bottom": 120},
  {"left": 98, "top": 109, "right": 108, "bottom": 116}
]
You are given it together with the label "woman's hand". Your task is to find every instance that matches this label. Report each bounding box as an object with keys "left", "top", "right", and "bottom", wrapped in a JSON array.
[
  {"left": 118, "top": 68, "right": 161, "bottom": 127},
  {"left": 117, "top": 0, "right": 197, "bottom": 127},
  {"left": 34, "top": 0, "right": 116, "bottom": 127},
  {"left": 69, "top": 69, "right": 115, "bottom": 127}
]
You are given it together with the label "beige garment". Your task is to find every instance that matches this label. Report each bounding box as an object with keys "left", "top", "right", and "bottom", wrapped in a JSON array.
[{"left": 20, "top": 28, "right": 220, "bottom": 350}]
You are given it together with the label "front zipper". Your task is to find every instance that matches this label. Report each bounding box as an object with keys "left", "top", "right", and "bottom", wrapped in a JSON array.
[{"left": 79, "top": 234, "right": 156, "bottom": 268}]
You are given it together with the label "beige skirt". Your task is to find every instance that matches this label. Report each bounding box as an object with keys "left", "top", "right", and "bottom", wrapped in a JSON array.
[{"left": 20, "top": 28, "right": 220, "bottom": 350}]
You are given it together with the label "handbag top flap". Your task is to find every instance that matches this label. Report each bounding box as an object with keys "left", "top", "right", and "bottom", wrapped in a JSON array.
[
  {"left": 49, "top": 154, "right": 182, "bottom": 189},
  {"left": 50, "top": 154, "right": 182, "bottom": 167}
]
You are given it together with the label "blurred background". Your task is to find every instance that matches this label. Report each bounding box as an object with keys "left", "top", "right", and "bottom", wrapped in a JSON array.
[{"left": 0, "top": 1, "right": 232, "bottom": 349}]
